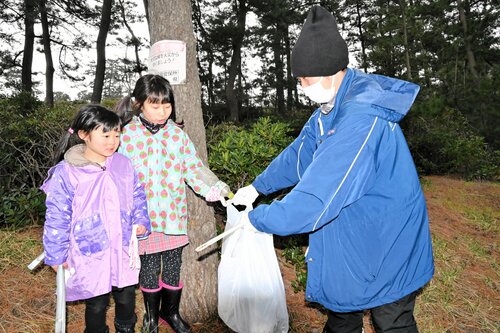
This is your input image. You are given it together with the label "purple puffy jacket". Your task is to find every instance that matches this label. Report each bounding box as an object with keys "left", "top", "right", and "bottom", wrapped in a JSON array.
[{"left": 41, "top": 145, "right": 150, "bottom": 301}]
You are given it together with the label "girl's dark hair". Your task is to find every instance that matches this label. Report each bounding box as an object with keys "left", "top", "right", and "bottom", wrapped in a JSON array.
[
  {"left": 52, "top": 104, "right": 122, "bottom": 164},
  {"left": 114, "top": 74, "right": 182, "bottom": 126}
]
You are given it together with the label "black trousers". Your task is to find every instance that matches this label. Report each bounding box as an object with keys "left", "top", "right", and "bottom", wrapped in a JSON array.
[
  {"left": 84, "top": 285, "right": 136, "bottom": 333},
  {"left": 323, "top": 291, "right": 419, "bottom": 333}
]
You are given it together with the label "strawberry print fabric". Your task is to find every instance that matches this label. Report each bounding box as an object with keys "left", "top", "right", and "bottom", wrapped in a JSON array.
[{"left": 119, "top": 117, "right": 210, "bottom": 235}]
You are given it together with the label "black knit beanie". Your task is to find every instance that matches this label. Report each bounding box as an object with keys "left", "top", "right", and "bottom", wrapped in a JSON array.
[{"left": 291, "top": 6, "right": 349, "bottom": 77}]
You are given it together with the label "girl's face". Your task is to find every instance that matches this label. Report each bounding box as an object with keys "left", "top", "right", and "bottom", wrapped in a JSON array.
[
  {"left": 141, "top": 99, "right": 172, "bottom": 124},
  {"left": 79, "top": 126, "right": 121, "bottom": 163}
]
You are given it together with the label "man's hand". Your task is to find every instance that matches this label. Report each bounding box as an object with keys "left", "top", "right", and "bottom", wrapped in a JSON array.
[{"left": 230, "top": 184, "right": 259, "bottom": 207}]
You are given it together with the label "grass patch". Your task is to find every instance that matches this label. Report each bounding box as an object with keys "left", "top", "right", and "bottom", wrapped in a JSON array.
[
  {"left": 0, "top": 228, "right": 43, "bottom": 273},
  {"left": 463, "top": 208, "right": 498, "bottom": 233},
  {"left": 467, "top": 237, "right": 491, "bottom": 259},
  {"left": 419, "top": 176, "right": 433, "bottom": 190},
  {"left": 416, "top": 222, "right": 499, "bottom": 331}
]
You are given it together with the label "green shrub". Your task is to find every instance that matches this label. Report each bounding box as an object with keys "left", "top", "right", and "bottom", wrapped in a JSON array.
[
  {"left": 0, "top": 97, "right": 79, "bottom": 190},
  {"left": 0, "top": 96, "right": 82, "bottom": 229},
  {"left": 207, "top": 116, "right": 294, "bottom": 190},
  {"left": 403, "top": 97, "right": 499, "bottom": 180},
  {"left": 0, "top": 186, "right": 46, "bottom": 229},
  {"left": 0, "top": 91, "right": 43, "bottom": 116}
]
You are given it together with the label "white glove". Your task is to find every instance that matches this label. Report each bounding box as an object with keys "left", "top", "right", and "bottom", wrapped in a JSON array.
[
  {"left": 230, "top": 184, "right": 259, "bottom": 207},
  {"left": 241, "top": 212, "right": 259, "bottom": 233}
]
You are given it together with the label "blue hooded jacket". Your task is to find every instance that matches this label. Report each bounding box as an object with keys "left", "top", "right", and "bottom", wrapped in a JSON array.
[{"left": 249, "top": 68, "right": 434, "bottom": 312}]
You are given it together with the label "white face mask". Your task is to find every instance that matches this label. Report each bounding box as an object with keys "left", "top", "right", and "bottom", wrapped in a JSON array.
[{"left": 300, "top": 76, "right": 336, "bottom": 104}]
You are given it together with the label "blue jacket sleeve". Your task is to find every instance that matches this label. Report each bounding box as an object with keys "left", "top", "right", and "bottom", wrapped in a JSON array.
[
  {"left": 132, "top": 171, "right": 151, "bottom": 233},
  {"left": 252, "top": 114, "right": 318, "bottom": 195},
  {"left": 42, "top": 164, "right": 73, "bottom": 266},
  {"left": 249, "top": 114, "right": 379, "bottom": 236}
]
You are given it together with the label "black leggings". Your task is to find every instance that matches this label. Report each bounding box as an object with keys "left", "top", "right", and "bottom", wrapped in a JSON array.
[
  {"left": 85, "top": 285, "right": 136, "bottom": 332},
  {"left": 139, "top": 247, "right": 184, "bottom": 289}
]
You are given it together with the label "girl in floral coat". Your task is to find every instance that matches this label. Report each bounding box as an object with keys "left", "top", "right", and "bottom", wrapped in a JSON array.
[{"left": 115, "top": 75, "right": 230, "bottom": 333}]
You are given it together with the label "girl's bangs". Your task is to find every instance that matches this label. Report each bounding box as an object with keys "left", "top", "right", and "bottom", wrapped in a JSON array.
[
  {"left": 146, "top": 92, "right": 172, "bottom": 105},
  {"left": 97, "top": 117, "right": 122, "bottom": 133}
]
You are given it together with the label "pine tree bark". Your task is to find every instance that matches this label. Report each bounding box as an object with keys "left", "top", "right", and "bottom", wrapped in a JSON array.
[
  {"left": 456, "top": 0, "right": 479, "bottom": 80},
  {"left": 284, "top": 23, "right": 294, "bottom": 111},
  {"left": 226, "top": 0, "right": 247, "bottom": 123},
  {"left": 21, "top": 0, "right": 37, "bottom": 93},
  {"left": 39, "top": 0, "right": 54, "bottom": 107},
  {"left": 91, "top": 0, "right": 113, "bottom": 103},
  {"left": 142, "top": 0, "right": 150, "bottom": 35},
  {"left": 147, "top": 0, "right": 219, "bottom": 322},
  {"left": 272, "top": 24, "right": 285, "bottom": 114},
  {"left": 354, "top": 1, "right": 368, "bottom": 73},
  {"left": 118, "top": 0, "right": 144, "bottom": 75},
  {"left": 399, "top": 0, "right": 412, "bottom": 80}
]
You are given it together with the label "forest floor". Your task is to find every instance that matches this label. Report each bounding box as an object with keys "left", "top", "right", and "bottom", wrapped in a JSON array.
[{"left": 0, "top": 176, "right": 498, "bottom": 333}]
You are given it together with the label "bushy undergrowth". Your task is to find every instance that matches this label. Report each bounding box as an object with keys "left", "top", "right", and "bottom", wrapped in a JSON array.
[
  {"left": 0, "top": 186, "right": 45, "bottom": 229},
  {"left": 206, "top": 116, "right": 294, "bottom": 190},
  {"left": 403, "top": 96, "right": 499, "bottom": 180},
  {"left": 0, "top": 95, "right": 81, "bottom": 228}
]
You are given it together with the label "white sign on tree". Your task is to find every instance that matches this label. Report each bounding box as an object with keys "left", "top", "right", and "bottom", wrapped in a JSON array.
[{"left": 148, "top": 40, "right": 187, "bottom": 85}]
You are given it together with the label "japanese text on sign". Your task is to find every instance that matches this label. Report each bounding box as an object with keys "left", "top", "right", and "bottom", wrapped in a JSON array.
[{"left": 148, "top": 40, "right": 186, "bottom": 85}]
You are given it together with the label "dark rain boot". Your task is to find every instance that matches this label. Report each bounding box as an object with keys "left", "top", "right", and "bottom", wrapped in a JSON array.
[
  {"left": 140, "top": 286, "right": 162, "bottom": 333},
  {"left": 114, "top": 314, "right": 137, "bottom": 333},
  {"left": 84, "top": 326, "right": 109, "bottom": 333},
  {"left": 158, "top": 281, "right": 191, "bottom": 333}
]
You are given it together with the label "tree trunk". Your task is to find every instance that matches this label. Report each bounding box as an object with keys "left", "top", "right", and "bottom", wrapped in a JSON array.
[
  {"left": 226, "top": 0, "right": 247, "bottom": 123},
  {"left": 21, "top": 0, "right": 37, "bottom": 93},
  {"left": 147, "top": 0, "right": 219, "bottom": 322},
  {"left": 284, "top": 23, "right": 294, "bottom": 111},
  {"left": 355, "top": 1, "right": 368, "bottom": 73},
  {"left": 91, "top": 0, "right": 113, "bottom": 103},
  {"left": 118, "top": 0, "right": 144, "bottom": 75},
  {"left": 39, "top": 0, "right": 54, "bottom": 107},
  {"left": 191, "top": 0, "right": 214, "bottom": 108},
  {"left": 456, "top": 0, "right": 479, "bottom": 80},
  {"left": 142, "top": 0, "right": 150, "bottom": 35},
  {"left": 207, "top": 53, "right": 214, "bottom": 108},
  {"left": 272, "top": 24, "right": 285, "bottom": 114},
  {"left": 399, "top": 0, "right": 412, "bottom": 80}
]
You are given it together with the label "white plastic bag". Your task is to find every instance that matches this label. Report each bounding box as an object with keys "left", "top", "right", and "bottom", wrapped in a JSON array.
[{"left": 218, "top": 204, "right": 289, "bottom": 333}]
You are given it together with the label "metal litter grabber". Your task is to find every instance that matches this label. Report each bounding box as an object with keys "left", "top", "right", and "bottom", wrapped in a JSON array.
[
  {"left": 54, "top": 265, "right": 66, "bottom": 333},
  {"left": 28, "top": 253, "right": 66, "bottom": 333}
]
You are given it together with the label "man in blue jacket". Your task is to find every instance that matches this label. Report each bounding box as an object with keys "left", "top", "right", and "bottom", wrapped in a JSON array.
[{"left": 230, "top": 5, "right": 434, "bottom": 333}]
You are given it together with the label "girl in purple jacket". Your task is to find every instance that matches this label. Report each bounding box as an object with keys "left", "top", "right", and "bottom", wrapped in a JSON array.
[{"left": 41, "top": 105, "right": 151, "bottom": 333}]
